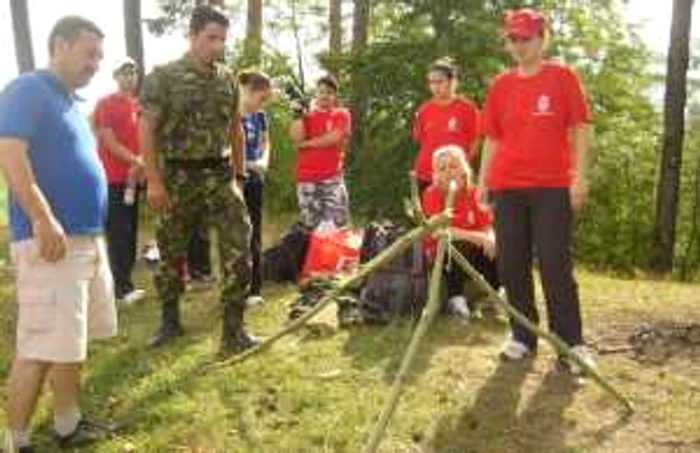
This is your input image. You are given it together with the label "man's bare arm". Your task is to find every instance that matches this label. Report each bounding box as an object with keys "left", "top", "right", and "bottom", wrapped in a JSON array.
[
  {"left": 289, "top": 119, "right": 305, "bottom": 147},
  {"left": 0, "top": 138, "right": 66, "bottom": 261},
  {"left": 98, "top": 127, "right": 143, "bottom": 166},
  {"left": 139, "top": 113, "right": 160, "bottom": 183},
  {"left": 0, "top": 139, "right": 56, "bottom": 224},
  {"left": 300, "top": 130, "right": 344, "bottom": 148},
  {"left": 139, "top": 112, "right": 170, "bottom": 211}
]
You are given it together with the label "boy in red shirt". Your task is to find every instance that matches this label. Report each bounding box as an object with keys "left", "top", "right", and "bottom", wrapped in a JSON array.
[
  {"left": 413, "top": 58, "right": 481, "bottom": 194},
  {"left": 423, "top": 145, "right": 499, "bottom": 320},
  {"left": 480, "top": 9, "right": 594, "bottom": 373},
  {"left": 289, "top": 75, "right": 351, "bottom": 228},
  {"left": 93, "top": 58, "right": 145, "bottom": 304}
]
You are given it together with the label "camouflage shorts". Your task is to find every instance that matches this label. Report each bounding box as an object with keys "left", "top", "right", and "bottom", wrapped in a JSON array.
[{"left": 297, "top": 175, "right": 350, "bottom": 228}]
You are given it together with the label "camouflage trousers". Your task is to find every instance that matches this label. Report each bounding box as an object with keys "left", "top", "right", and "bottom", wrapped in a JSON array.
[
  {"left": 297, "top": 174, "right": 350, "bottom": 229},
  {"left": 154, "top": 166, "right": 251, "bottom": 309}
]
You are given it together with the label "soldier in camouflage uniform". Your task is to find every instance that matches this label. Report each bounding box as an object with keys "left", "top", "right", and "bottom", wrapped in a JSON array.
[{"left": 140, "top": 5, "right": 258, "bottom": 353}]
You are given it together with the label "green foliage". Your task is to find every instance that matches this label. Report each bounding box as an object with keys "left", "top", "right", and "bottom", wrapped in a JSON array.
[
  {"left": 148, "top": 0, "right": 698, "bottom": 274},
  {"left": 337, "top": 0, "right": 665, "bottom": 271}
]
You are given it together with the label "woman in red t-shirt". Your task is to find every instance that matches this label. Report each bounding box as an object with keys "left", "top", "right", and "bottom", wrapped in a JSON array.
[
  {"left": 480, "top": 8, "right": 594, "bottom": 372},
  {"left": 413, "top": 58, "right": 481, "bottom": 194},
  {"left": 422, "top": 145, "right": 499, "bottom": 320}
]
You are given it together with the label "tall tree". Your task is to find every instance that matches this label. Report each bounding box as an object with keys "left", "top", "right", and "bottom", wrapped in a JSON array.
[
  {"left": 244, "top": 0, "right": 263, "bottom": 65},
  {"left": 10, "top": 0, "right": 34, "bottom": 73},
  {"left": 348, "top": 0, "right": 370, "bottom": 172},
  {"left": 653, "top": 0, "right": 695, "bottom": 272},
  {"left": 329, "top": 0, "right": 343, "bottom": 56},
  {"left": 123, "top": 0, "right": 145, "bottom": 78}
]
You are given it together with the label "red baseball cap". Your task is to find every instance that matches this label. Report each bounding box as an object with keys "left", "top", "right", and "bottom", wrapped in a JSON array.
[{"left": 504, "top": 8, "right": 546, "bottom": 39}]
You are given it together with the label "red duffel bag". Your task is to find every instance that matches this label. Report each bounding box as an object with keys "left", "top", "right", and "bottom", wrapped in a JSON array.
[{"left": 300, "top": 227, "right": 363, "bottom": 283}]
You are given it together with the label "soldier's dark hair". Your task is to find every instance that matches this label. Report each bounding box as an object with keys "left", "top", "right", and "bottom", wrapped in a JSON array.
[
  {"left": 48, "top": 16, "right": 104, "bottom": 56},
  {"left": 316, "top": 74, "right": 339, "bottom": 92},
  {"left": 190, "top": 5, "right": 230, "bottom": 34},
  {"left": 429, "top": 57, "right": 459, "bottom": 80},
  {"left": 238, "top": 68, "right": 271, "bottom": 92}
]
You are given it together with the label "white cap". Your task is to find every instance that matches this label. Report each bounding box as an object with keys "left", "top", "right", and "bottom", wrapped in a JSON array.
[{"left": 113, "top": 56, "right": 138, "bottom": 73}]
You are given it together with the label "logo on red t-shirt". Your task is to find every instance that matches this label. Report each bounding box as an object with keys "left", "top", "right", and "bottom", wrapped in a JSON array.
[
  {"left": 448, "top": 116, "right": 458, "bottom": 131},
  {"left": 535, "top": 94, "right": 552, "bottom": 116}
]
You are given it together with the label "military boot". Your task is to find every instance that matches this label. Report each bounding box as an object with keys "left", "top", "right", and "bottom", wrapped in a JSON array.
[
  {"left": 220, "top": 302, "right": 261, "bottom": 355},
  {"left": 149, "top": 298, "right": 185, "bottom": 348}
]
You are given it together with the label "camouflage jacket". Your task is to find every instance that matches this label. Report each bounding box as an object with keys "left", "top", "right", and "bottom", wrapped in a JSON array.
[{"left": 140, "top": 53, "right": 238, "bottom": 161}]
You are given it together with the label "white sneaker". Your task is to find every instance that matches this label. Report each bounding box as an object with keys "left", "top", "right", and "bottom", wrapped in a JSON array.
[
  {"left": 143, "top": 242, "right": 160, "bottom": 263},
  {"left": 565, "top": 345, "right": 597, "bottom": 376},
  {"left": 120, "top": 289, "right": 146, "bottom": 306},
  {"left": 245, "top": 295, "right": 265, "bottom": 307},
  {"left": 448, "top": 296, "right": 471, "bottom": 320},
  {"left": 500, "top": 336, "right": 533, "bottom": 361}
]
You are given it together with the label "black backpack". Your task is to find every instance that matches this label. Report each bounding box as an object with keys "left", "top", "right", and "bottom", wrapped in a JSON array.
[
  {"left": 262, "top": 222, "right": 310, "bottom": 283},
  {"left": 355, "top": 220, "right": 428, "bottom": 323}
]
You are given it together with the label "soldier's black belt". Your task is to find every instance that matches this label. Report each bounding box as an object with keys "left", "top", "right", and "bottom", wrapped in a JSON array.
[{"left": 164, "top": 158, "right": 230, "bottom": 170}]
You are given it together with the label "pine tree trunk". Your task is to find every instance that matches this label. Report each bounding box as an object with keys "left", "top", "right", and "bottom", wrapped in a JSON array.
[
  {"left": 123, "top": 0, "right": 144, "bottom": 79},
  {"left": 244, "top": 0, "right": 263, "bottom": 65},
  {"left": 329, "top": 0, "right": 343, "bottom": 56},
  {"left": 10, "top": 0, "right": 34, "bottom": 73},
  {"left": 348, "top": 0, "right": 370, "bottom": 172},
  {"left": 653, "top": 0, "right": 695, "bottom": 272}
]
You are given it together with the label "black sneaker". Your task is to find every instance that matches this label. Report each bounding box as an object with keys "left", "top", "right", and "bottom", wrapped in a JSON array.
[{"left": 54, "top": 418, "right": 116, "bottom": 448}]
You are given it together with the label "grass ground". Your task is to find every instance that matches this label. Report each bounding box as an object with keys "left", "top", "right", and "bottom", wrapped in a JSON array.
[{"left": 0, "top": 186, "right": 699, "bottom": 452}]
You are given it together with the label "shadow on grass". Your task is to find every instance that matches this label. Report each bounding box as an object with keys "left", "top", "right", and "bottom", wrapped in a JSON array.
[
  {"left": 342, "top": 316, "right": 508, "bottom": 385},
  {"left": 430, "top": 362, "right": 631, "bottom": 453},
  {"left": 431, "top": 360, "right": 532, "bottom": 453}
]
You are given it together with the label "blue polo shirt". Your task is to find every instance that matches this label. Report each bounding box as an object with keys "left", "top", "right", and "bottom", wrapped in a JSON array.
[{"left": 0, "top": 70, "right": 107, "bottom": 242}]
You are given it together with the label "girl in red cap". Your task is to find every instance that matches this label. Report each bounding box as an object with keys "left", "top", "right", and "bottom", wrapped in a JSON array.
[
  {"left": 480, "top": 8, "right": 594, "bottom": 373},
  {"left": 413, "top": 58, "right": 481, "bottom": 195}
]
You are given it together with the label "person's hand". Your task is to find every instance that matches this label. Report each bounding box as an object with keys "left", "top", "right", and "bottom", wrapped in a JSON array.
[
  {"left": 33, "top": 215, "right": 67, "bottom": 262},
  {"left": 247, "top": 160, "right": 267, "bottom": 176},
  {"left": 482, "top": 236, "right": 497, "bottom": 261},
  {"left": 147, "top": 177, "right": 170, "bottom": 212},
  {"left": 128, "top": 164, "right": 145, "bottom": 183},
  {"left": 132, "top": 155, "right": 145, "bottom": 168},
  {"left": 570, "top": 175, "right": 589, "bottom": 213}
]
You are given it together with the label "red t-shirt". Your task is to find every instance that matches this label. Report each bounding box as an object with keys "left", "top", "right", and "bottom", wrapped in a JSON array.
[
  {"left": 412, "top": 97, "right": 481, "bottom": 182},
  {"left": 482, "top": 61, "right": 591, "bottom": 190},
  {"left": 93, "top": 92, "right": 140, "bottom": 184},
  {"left": 422, "top": 184, "right": 493, "bottom": 256},
  {"left": 297, "top": 107, "right": 351, "bottom": 183}
]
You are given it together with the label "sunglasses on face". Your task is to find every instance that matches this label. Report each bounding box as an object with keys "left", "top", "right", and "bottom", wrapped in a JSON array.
[{"left": 117, "top": 67, "right": 138, "bottom": 75}]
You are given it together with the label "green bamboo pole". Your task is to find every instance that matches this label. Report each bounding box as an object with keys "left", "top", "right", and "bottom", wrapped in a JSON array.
[
  {"left": 409, "top": 171, "right": 427, "bottom": 224},
  {"left": 448, "top": 244, "right": 634, "bottom": 414},
  {"left": 363, "top": 182, "right": 458, "bottom": 453},
  {"left": 207, "top": 213, "right": 451, "bottom": 371}
]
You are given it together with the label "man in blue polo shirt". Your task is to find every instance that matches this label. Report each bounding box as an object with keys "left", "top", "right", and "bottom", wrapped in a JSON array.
[{"left": 0, "top": 16, "right": 116, "bottom": 452}]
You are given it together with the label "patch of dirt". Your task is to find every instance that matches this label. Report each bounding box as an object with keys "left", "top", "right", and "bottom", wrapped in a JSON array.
[{"left": 594, "top": 322, "right": 700, "bottom": 364}]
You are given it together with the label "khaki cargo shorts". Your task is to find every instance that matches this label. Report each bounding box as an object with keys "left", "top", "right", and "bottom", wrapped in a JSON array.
[{"left": 11, "top": 235, "right": 117, "bottom": 363}]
